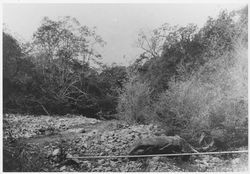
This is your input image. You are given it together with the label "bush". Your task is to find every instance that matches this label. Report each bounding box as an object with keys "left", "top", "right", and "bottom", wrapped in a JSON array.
[
  {"left": 117, "top": 74, "right": 154, "bottom": 124},
  {"left": 154, "top": 41, "right": 248, "bottom": 146},
  {"left": 154, "top": 77, "right": 212, "bottom": 137}
]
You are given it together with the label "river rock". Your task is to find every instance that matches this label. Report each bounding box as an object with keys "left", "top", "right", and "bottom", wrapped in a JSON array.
[
  {"left": 98, "top": 159, "right": 105, "bottom": 165},
  {"left": 231, "top": 158, "right": 240, "bottom": 165},
  {"left": 52, "top": 148, "right": 60, "bottom": 156},
  {"left": 60, "top": 166, "right": 66, "bottom": 171}
]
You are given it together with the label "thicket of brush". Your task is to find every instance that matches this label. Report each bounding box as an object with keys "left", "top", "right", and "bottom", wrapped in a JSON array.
[{"left": 117, "top": 7, "right": 248, "bottom": 147}]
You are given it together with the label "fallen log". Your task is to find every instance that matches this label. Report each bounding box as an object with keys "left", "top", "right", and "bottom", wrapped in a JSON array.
[{"left": 129, "top": 135, "right": 198, "bottom": 161}]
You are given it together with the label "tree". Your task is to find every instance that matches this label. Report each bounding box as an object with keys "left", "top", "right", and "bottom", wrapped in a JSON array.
[
  {"left": 198, "top": 10, "right": 243, "bottom": 59},
  {"left": 136, "top": 24, "right": 180, "bottom": 62},
  {"left": 3, "top": 32, "right": 22, "bottom": 79},
  {"left": 3, "top": 17, "right": 111, "bottom": 116},
  {"left": 33, "top": 16, "right": 105, "bottom": 65},
  {"left": 99, "top": 65, "right": 128, "bottom": 96},
  {"left": 136, "top": 23, "right": 203, "bottom": 92},
  {"left": 3, "top": 32, "right": 38, "bottom": 113},
  {"left": 25, "top": 16, "right": 108, "bottom": 115}
]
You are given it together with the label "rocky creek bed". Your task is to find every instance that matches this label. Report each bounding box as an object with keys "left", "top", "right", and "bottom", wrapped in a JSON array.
[{"left": 3, "top": 114, "right": 248, "bottom": 172}]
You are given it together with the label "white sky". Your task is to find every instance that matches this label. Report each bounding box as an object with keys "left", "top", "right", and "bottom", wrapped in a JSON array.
[{"left": 3, "top": 3, "right": 246, "bottom": 65}]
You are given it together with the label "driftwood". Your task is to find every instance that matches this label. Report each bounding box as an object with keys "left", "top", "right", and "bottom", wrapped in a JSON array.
[
  {"left": 199, "top": 130, "right": 227, "bottom": 151},
  {"left": 129, "top": 135, "right": 198, "bottom": 161}
]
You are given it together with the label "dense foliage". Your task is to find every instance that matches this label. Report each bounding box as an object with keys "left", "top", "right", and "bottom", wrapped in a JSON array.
[
  {"left": 118, "top": 7, "right": 248, "bottom": 147},
  {"left": 2, "top": 6, "right": 248, "bottom": 173},
  {"left": 3, "top": 17, "right": 127, "bottom": 117},
  {"left": 3, "top": 6, "right": 248, "bottom": 148}
]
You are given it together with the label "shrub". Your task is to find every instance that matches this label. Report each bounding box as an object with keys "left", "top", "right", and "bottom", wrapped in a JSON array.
[
  {"left": 154, "top": 41, "right": 248, "bottom": 146},
  {"left": 117, "top": 74, "right": 154, "bottom": 124}
]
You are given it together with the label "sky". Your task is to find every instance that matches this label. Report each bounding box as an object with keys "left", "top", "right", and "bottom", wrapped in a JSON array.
[{"left": 3, "top": 3, "right": 246, "bottom": 65}]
